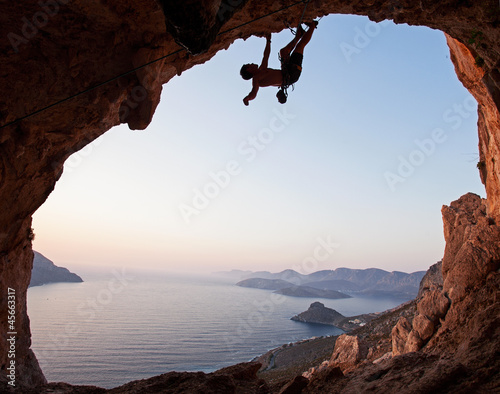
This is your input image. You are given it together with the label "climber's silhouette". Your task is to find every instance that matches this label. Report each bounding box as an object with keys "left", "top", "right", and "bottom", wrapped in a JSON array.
[{"left": 241, "top": 21, "right": 317, "bottom": 105}]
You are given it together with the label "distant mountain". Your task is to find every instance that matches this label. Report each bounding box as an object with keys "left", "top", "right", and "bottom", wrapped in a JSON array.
[
  {"left": 30, "top": 252, "right": 83, "bottom": 287},
  {"left": 236, "top": 278, "right": 295, "bottom": 290},
  {"left": 304, "top": 279, "right": 361, "bottom": 292},
  {"left": 227, "top": 267, "right": 427, "bottom": 298},
  {"left": 242, "top": 269, "right": 307, "bottom": 283},
  {"left": 274, "top": 286, "right": 351, "bottom": 300}
]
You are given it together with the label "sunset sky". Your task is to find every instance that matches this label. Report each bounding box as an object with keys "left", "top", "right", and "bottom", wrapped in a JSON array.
[{"left": 32, "top": 14, "right": 484, "bottom": 275}]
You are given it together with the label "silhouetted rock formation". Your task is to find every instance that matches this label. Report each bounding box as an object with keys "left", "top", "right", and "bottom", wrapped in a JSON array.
[
  {"left": 291, "top": 302, "right": 345, "bottom": 326},
  {"left": 0, "top": 0, "right": 499, "bottom": 390},
  {"left": 30, "top": 252, "right": 83, "bottom": 288}
]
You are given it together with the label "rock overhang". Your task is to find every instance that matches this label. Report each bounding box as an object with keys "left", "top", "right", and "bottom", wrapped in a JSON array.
[{"left": 0, "top": 0, "right": 499, "bottom": 389}]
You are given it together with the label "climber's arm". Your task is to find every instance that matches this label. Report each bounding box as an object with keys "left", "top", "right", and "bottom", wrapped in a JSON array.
[
  {"left": 260, "top": 34, "right": 272, "bottom": 69},
  {"left": 243, "top": 83, "right": 259, "bottom": 106}
]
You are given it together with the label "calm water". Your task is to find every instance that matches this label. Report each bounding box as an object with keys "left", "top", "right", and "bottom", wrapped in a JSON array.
[{"left": 27, "top": 270, "right": 406, "bottom": 388}]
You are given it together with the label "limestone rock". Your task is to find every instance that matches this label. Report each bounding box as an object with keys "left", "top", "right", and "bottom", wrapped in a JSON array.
[
  {"left": 416, "top": 289, "right": 450, "bottom": 323},
  {"left": 411, "top": 314, "right": 434, "bottom": 343},
  {"left": 417, "top": 260, "right": 443, "bottom": 297},
  {"left": 405, "top": 330, "right": 424, "bottom": 353},
  {"left": 300, "top": 192, "right": 500, "bottom": 391},
  {"left": 441, "top": 193, "right": 500, "bottom": 304},
  {"left": 329, "top": 335, "right": 369, "bottom": 373},
  {"left": 372, "top": 351, "right": 392, "bottom": 365},
  {"left": 391, "top": 317, "right": 412, "bottom": 356}
]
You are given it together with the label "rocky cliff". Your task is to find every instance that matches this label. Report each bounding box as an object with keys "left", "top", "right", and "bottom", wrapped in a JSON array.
[
  {"left": 303, "top": 194, "right": 500, "bottom": 393},
  {"left": 0, "top": 0, "right": 499, "bottom": 391}
]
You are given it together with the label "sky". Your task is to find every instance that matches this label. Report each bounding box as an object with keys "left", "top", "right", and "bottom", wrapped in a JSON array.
[{"left": 32, "top": 14, "right": 485, "bottom": 275}]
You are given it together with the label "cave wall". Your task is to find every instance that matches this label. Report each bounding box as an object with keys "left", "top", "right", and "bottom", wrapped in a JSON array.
[{"left": 0, "top": 0, "right": 499, "bottom": 389}]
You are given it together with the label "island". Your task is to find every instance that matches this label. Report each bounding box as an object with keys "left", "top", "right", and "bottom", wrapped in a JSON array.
[
  {"left": 274, "top": 285, "right": 351, "bottom": 300},
  {"left": 291, "top": 301, "right": 379, "bottom": 331},
  {"left": 291, "top": 301, "right": 346, "bottom": 326},
  {"left": 236, "top": 278, "right": 295, "bottom": 290}
]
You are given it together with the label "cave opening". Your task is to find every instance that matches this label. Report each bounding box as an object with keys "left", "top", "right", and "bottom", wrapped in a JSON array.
[{"left": 28, "top": 14, "right": 485, "bottom": 389}]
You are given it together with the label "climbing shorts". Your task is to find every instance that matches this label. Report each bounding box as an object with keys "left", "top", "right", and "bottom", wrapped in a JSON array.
[{"left": 281, "top": 52, "right": 303, "bottom": 86}]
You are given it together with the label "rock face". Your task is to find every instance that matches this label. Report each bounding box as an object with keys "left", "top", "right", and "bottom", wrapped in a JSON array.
[
  {"left": 301, "top": 193, "right": 500, "bottom": 392},
  {"left": 417, "top": 260, "right": 443, "bottom": 298},
  {"left": 291, "top": 302, "right": 345, "bottom": 326},
  {"left": 30, "top": 252, "right": 83, "bottom": 287},
  {"left": 0, "top": 0, "right": 499, "bottom": 390},
  {"left": 328, "top": 334, "right": 369, "bottom": 373},
  {"left": 392, "top": 260, "right": 450, "bottom": 356},
  {"left": 392, "top": 193, "right": 499, "bottom": 357}
]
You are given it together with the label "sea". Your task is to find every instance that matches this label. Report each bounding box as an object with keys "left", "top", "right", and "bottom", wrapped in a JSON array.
[{"left": 27, "top": 269, "right": 409, "bottom": 389}]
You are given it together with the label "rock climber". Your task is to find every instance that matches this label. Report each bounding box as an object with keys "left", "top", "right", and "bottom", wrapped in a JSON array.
[{"left": 241, "top": 20, "right": 317, "bottom": 105}]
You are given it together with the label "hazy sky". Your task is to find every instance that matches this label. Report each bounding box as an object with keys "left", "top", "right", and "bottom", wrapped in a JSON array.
[{"left": 33, "top": 14, "right": 484, "bottom": 275}]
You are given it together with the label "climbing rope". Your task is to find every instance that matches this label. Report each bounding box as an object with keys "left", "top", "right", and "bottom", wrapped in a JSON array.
[
  {"left": 1, "top": 1, "right": 312, "bottom": 130},
  {"left": 278, "top": 0, "right": 318, "bottom": 102},
  {"left": 298, "top": 0, "right": 311, "bottom": 31},
  {"left": 281, "top": 0, "right": 310, "bottom": 36}
]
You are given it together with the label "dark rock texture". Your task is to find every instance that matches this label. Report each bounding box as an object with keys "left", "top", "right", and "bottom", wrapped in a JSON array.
[
  {"left": 417, "top": 260, "right": 443, "bottom": 298},
  {"left": 30, "top": 252, "right": 83, "bottom": 287},
  {"left": 0, "top": 0, "right": 499, "bottom": 390},
  {"left": 107, "top": 362, "right": 268, "bottom": 394},
  {"left": 22, "top": 362, "right": 268, "bottom": 394}
]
